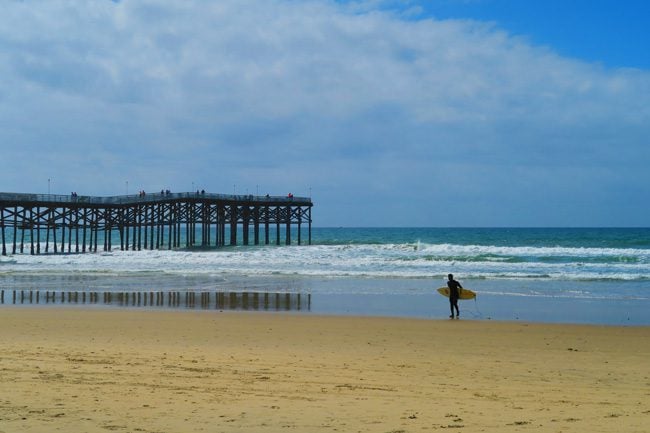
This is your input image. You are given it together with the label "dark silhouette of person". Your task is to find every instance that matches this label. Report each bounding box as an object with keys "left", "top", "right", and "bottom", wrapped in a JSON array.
[{"left": 447, "top": 273, "right": 462, "bottom": 319}]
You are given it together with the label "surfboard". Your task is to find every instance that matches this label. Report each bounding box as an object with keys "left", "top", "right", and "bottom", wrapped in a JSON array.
[{"left": 437, "top": 287, "right": 476, "bottom": 300}]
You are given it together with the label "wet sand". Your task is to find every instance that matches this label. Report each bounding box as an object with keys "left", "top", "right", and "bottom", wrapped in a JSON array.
[{"left": 0, "top": 308, "right": 648, "bottom": 432}]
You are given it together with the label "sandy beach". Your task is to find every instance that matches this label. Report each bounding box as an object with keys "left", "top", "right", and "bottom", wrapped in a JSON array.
[{"left": 0, "top": 308, "right": 648, "bottom": 432}]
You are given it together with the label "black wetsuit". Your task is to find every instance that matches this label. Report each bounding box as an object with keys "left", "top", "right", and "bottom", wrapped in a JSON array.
[{"left": 447, "top": 279, "right": 462, "bottom": 317}]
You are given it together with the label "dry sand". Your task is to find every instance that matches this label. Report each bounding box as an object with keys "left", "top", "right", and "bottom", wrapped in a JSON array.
[{"left": 0, "top": 308, "right": 648, "bottom": 433}]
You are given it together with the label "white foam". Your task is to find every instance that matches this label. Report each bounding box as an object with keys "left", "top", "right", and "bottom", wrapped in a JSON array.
[{"left": 1, "top": 242, "right": 649, "bottom": 283}]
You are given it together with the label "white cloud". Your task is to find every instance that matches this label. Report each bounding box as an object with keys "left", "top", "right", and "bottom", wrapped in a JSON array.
[{"left": 0, "top": 0, "right": 648, "bottom": 225}]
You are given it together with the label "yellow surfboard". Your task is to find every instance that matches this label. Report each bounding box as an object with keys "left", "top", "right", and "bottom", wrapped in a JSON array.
[{"left": 437, "top": 287, "right": 476, "bottom": 300}]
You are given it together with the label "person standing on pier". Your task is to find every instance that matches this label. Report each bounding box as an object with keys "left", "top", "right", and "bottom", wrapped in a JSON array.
[{"left": 447, "top": 273, "right": 462, "bottom": 319}]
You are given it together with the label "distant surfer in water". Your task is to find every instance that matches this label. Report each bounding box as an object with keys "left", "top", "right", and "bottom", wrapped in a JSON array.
[{"left": 447, "top": 274, "right": 462, "bottom": 319}]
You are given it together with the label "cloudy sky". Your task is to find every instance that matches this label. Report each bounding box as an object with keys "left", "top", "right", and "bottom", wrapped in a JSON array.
[{"left": 1, "top": 0, "right": 648, "bottom": 227}]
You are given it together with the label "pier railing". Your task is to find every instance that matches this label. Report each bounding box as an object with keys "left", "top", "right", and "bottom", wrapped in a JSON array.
[{"left": 0, "top": 192, "right": 311, "bottom": 206}]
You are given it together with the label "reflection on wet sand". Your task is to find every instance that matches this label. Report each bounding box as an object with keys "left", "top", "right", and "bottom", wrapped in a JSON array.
[{"left": 0, "top": 289, "right": 310, "bottom": 312}]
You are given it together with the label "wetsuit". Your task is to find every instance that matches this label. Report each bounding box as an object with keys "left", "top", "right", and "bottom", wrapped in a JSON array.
[{"left": 447, "top": 278, "right": 462, "bottom": 318}]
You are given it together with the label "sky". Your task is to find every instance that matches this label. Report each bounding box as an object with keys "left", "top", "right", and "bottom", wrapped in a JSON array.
[{"left": 1, "top": 0, "right": 648, "bottom": 227}]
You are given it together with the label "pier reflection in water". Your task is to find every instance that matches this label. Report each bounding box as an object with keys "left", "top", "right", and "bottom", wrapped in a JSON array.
[{"left": 0, "top": 289, "right": 310, "bottom": 312}]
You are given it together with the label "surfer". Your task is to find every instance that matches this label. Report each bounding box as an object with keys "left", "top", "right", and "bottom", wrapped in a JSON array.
[{"left": 447, "top": 273, "right": 462, "bottom": 319}]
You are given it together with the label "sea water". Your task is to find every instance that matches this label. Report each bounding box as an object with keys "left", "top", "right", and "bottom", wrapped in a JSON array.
[{"left": 1, "top": 227, "right": 649, "bottom": 325}]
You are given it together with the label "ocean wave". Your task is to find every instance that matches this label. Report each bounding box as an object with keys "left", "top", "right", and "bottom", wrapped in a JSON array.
[
  {"left": 415, "top": 242, "right": 650, "bottom": 260},
  {"left": 1, "top": 242, "right": 649, "bottom": 283}
]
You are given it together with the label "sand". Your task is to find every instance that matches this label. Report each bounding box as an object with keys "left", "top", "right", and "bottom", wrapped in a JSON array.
[{"left": 0, "top": 308, "right": 648, "bottom": 433}]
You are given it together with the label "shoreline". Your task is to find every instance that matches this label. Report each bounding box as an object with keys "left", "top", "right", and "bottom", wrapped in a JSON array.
[
  {"left": 2, "top": 286, "right": 649, "bottom": 326},
  {"left": 1, "top": 308, "right": 649, "bottom": 432}
]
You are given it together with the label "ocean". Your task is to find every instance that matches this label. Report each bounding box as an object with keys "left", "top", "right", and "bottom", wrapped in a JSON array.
[{"left": 1, "top": 227, "right": 649, "bottom": 325}]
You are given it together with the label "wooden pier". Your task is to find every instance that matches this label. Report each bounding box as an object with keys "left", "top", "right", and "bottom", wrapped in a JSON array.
[{"left": 0, "top": 191, "right": 313, "bottom": 255}]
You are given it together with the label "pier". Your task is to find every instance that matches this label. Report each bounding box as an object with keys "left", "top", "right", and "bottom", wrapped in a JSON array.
[{"left": 0, "top": 191, "right": 312, "bottom": 255}]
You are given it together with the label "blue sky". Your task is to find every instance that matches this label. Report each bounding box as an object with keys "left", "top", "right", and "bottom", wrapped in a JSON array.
[
  {"left": 391, "top": 0, "right": 650, "bottom": 68},
  {"left": 1, "top": 0, "right": 648, "bottom": 226}
]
